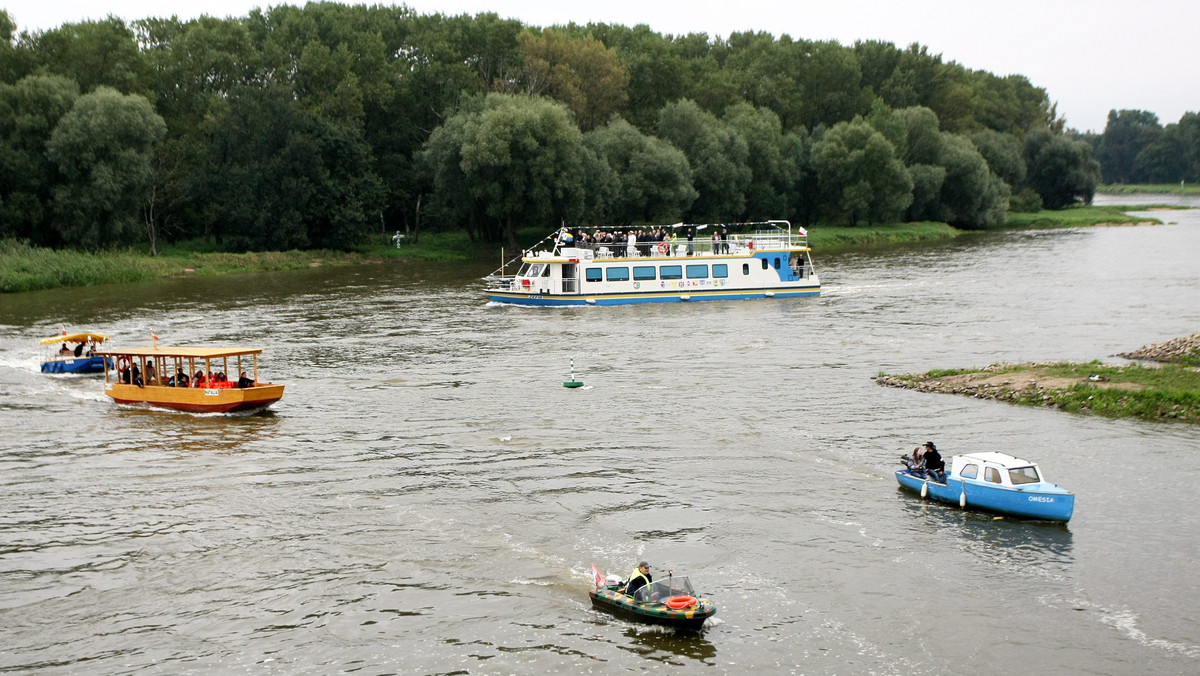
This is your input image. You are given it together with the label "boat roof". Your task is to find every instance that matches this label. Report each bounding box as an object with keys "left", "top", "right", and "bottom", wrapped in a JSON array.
[
  {"left": 955, "top": 451, "right": 1038, "bottom": 468},
  {"left": 95, "top": 346, "right": 265, "bottom": 359},
  {"left": 40, "top": 332, "right": 108, "bottom": 345}
]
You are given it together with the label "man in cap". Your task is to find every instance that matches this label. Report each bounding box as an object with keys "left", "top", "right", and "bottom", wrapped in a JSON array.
[
  {"left": 625, "top": 561, "right": 653, "bottom": 596},
  {"left": 921, "top": 441, "right": 945, "bottom": 481}
]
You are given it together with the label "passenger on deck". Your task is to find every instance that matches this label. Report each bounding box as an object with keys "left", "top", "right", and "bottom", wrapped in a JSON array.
[
  {"left": 59, "top": 342, "right": 73, "bottom": 356},
  {"left": 193, "top": 370, "right": 205, "bottom": 387},
  {"left": 686, "top": 228, "right": 695, "bottom": 256},
  {"left": 238, "top": 371, "right": 254, "bottom": 388},
  {"left": 625, "top": 561, "right": 653, "bottom": 597},
  {"left": 901, "top": 444, "right": 926, "bottom": 472},
  {"left": 922, "top": 442, "right": 945, "bottom": 481},
  {"left": 145, "top": 361, "right": 157, "bottom": 385}
]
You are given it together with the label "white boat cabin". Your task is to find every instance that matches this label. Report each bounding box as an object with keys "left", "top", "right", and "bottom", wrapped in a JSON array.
[{"left": 949, "top": 452, "right": 1046, "bottom": 488}]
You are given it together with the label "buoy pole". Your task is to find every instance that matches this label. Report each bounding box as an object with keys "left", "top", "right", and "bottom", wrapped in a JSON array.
[{"left": 563, "top": 357, "right": 583, "bottom": 388}]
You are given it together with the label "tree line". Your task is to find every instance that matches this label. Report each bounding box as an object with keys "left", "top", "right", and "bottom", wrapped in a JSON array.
[
  {"left": 1085, "top": 109, "right": 1200, "bottom": 185},
  {"left": 0, "top": 3, "right": 1117, "bottom": 254}
]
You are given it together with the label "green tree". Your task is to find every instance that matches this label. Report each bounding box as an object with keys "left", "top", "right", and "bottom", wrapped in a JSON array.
[
  {"left": 970, "top": 128, "right": 1026, "bottom": 192},
  {"left": 0, "top": 74, "right": 79, "bottom": 243},
  {"left": 196, "top": 85, "right": 383, "bottom": 251},
  {"left": 46, "top": 86, "right": 166, "bottom": 250},
  {"left": 1134, "top": 112, "right": 1200, "bottom": 183},
  {"left": 25, "top": 17, "right": 147, "bottom": 95},
  {"left": 811, "top": 118, "right": 912, "bottom": 225},
  {"left": 583, "top": 115, "right": 695, "bottom": 223},
  {"left": 1024, "top": 130, "right": 1101, "bottom": 209},
  {"left": 516, "top": 28, "right": 629, "bottom": 131},
  {"left": 722, "top": 102, "right": 802, "bottom": 219},
  {"left": 656, "top": 99, "right": 750, "bottom": 222},
  {"left": 1096, "top": 109, "right": 1162, "bottom": 183},
  {"left": 419, "top": 93, "right": 596, "bottom": 251}
]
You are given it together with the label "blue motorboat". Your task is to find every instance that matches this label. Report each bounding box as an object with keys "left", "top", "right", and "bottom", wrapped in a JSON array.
[
  {"left": 39, "top": 332, "right": 113, "bottom": 374},
  {"left": 896, "top": 451, "right": 1075, "bottom": 522}
]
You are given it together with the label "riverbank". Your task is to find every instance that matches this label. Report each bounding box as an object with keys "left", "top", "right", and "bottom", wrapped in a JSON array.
[
  {"left": 0, "top": 203, "right": 1178, "bottom": 293},
  {"left": 874, "top": 342, "right": 1200, "bottom": 424}
]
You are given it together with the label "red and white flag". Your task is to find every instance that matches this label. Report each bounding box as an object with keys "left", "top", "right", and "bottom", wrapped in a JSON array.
[
  {"left": 61, "top": 328, "right": 67, "bottom": 337},
  {"left": 591, "top": 563, "right": 604, "bottom": 588},
  {"left": 797, "top": 226, "right": 808, "bottom": 236}
]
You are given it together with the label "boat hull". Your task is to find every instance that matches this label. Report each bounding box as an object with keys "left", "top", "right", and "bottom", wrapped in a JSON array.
[
  {"left": 588, "top": 586, "right": 716, "bottom": 631},
  {"left": 487, "top": 285, "right": 819, "bottom": 306},
  {"left": 104, "top": 383, "right": 285, "bottom": 413},
  {"left": 896, "top": 470, "right": 1074, "bottom": 522},
  {"left": 41, "top": 356, "right": 112, "bottom": 374}
]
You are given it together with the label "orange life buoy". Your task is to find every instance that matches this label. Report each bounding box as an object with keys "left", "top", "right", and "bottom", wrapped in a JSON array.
[
  {"left": 521, "top": 278, "right": 531, "bottom": 288},
  {"left": 657, "top": 242, "right": 669, "bottom": 255},
  {"left": 664, "top": 595, "right": 697, "bottom": 609}
]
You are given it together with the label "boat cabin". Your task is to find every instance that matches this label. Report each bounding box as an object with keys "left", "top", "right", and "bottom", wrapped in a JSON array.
[{"left": 950, "top": 452, "right": 1046, "bottom": 488}]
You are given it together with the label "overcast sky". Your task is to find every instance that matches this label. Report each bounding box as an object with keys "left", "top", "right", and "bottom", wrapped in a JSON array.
[{"left": 5, "top": 0, "right": 1196, "bottom": 133}]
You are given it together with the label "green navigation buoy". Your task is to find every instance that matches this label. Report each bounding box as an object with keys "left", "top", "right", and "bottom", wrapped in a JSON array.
[{"left": 563, "top": 357, "right": 584, "bottom": 388}]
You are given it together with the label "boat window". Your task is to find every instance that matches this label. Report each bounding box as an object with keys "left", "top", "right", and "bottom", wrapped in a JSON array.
[
  {"left": 712, "top": 264, "right": 728, "bottom": 278},
  {"left": 774, "top": 257, "right": 781, "bottom": 269},
  {"left": 686, "top": 264, "right": 708, "bottom": 279},
  {"left": 1009, "top": 466, "right": 1041, "bottom": 485},
  {"left": 606, "top": 267, "right": 630, "bottom": 281},
  {"left": 633, "top": 265, "right": 657, "bottom": 281},
  {"left": 542, "top": 265, "right": 551, "bottom": 277},
  {"left": 985, "top": 467, "right": 1002, "bottom": 484},
  {"left": 632, "top": 578, "right": 696, "bottom": 604},
  {"left": 529, "top": 264, "right": 544, "bottom": 277},
  {"left": 742, "top": 263, "right": 750, "bottom": 275},
  {"left": 961, "top": 463, "right": 979, "bottom": 479},
  {"left": 660, "top": 265, "right": 682, "bottom": 280},
  {"left": 585, "top": 268, "right": 602, "bottom": 282},
  {"left": 761, "top": 259, "right": 769, "bottom": 270}
]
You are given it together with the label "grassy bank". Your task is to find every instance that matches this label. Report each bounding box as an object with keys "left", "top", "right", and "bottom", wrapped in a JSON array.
[
  {"left": 1004, "top": 204, "right": 1170, "bottom": 229},
  {"left": 1099, "top": 183, "right": 1200, "bottom": 195},
  {"left": 876, "top": 361, "right": 1200, "bottom": 424}
]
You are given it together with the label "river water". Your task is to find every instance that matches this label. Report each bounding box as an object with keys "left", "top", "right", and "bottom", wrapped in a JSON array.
[{"left": 2, "top": 197, "right": 1199, "bottom": 675}]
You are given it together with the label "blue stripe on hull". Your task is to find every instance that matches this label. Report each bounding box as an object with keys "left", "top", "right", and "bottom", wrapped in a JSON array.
[
  {"left": 40, "top": 356, "right": 112, "bottom": 374},
  {"left": 487, "top": 287, "right": 820, "bottom": 307},
  {"left": 895, "top": 470, "right": 1074, "bottom": 522}
]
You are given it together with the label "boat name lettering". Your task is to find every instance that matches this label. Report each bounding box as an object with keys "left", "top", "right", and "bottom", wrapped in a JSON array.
[
  {"left": 1028, "top": 496, "right": 1055, "bottom": 502},
  {"left": 205, "top": 389, "right": 220, "bottom": 396}
]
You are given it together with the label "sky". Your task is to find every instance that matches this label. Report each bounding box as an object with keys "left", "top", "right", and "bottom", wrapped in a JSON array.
[{"left": 4, "top": 0, "right": 1196, "bottom": 133}]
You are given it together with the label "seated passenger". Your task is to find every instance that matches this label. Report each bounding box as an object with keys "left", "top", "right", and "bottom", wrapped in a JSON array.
[
  {"left": 193, "top": 370, "right": 206, "bottom": 387},
  {"left": 237, "top": 371, "right": 254, "bottom": 388},
  {"left": 59, "top": 342, "right": 73, "bottom": 356},
  {"left": 922, "top": 442, "right": 945, "bottom": 481},
  {"left": 73, "top": 343, "right": 85, "bottom": 357}
]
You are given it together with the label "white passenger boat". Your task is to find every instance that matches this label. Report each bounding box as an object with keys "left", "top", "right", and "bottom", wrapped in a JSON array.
[{"left": 484, "top": 220, "right": 819, "bottom": 306}]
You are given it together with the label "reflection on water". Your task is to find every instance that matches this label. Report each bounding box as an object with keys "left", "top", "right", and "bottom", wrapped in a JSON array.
[{"left": 1, "top": 212, "right": 1200, "bottom": 673}]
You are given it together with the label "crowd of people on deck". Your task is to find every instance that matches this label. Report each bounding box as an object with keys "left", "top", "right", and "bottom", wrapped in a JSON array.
[
  {"left": 117, "top": 360, "right": 255, "bottom": 390},
  {"left": 565, "top": 226, "right": 732, "bottom": 257}
]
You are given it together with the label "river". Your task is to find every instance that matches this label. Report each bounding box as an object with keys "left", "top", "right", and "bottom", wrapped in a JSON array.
[{"left": 1, "top": 196, "right": 1198, "bottom": 674}]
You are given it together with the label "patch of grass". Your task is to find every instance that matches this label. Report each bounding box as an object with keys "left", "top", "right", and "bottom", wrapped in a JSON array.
[
  {"left": 1005, "top": 205, "right": 1165, "bottom": 229},
  {"left": 1099, "top": 183, "right": 1200, "bottom": 195},
  {"left": 808, "top": 222, "right": 961, "bottom": 252},
  {"left": 880, "top": 360, "right": 1200, "bottom": 424}
]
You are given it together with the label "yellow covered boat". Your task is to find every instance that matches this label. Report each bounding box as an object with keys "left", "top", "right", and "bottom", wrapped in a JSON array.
[
  {"left": 39, "top": 332, "right": 112, "bottom": 374},
  {"left": 96, "top": 346, "right": 284, "bottom": 413}
]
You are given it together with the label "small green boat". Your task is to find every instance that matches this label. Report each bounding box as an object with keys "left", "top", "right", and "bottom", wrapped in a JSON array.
[{"left": 589, "top": 567, "right": 716, "bottom": 631}]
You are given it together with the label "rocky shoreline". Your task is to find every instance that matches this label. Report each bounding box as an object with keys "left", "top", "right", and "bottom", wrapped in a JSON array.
[
  {"left": 873, "top": 334, "right": 1200, "bottom": 423},
  {"left": 1115, "top": 332, "right": 1200, "bottom": 364}
]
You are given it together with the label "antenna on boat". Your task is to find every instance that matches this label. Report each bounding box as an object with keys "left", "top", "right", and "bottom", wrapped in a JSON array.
[{"left": 563, "top": 357, "right": 583, "bottom": 388}]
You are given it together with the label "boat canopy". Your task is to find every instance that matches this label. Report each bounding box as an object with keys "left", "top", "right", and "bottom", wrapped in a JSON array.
[
  {"left": 95, "top": 346, "right": 264, "bottom": 359},
  {"left": 40, "top": 332, "right": 108, "bottom": 345}
]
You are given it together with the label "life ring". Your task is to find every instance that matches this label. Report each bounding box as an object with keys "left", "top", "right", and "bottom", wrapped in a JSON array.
[
  {"left": 521, "top": 278, "right": 531, "bottom": 288},
  {"left": 664, "top": 595, "right": 697, "bottom": 609},
  {"left": 657, "top": 242, "right": 669, "bottom": 255},
  {"left": 117, "top": 356, "right": 130, "bottom": 372}
]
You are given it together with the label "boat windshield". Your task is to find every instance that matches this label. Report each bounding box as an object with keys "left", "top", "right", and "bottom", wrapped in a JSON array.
[
  {"left": 632, "top": 577, "right": 696, "bottom": 603},
  {"left": 1009, "top": 466, "right": 1041, "bottom": 485}
]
